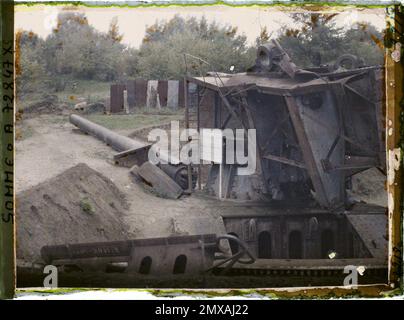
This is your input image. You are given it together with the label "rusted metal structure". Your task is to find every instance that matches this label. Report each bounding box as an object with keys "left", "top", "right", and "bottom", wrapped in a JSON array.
[
  {"left": 126, "top": 79, "right": 136, "bottom": 111},
  {"left": 185, "top": 40, "right": 384, "bottom": 210},
  {"left": 110, "top": 83, "right": 126, "bottom": 113},
  {"left": 58, "top": 42, "right": 387, "bottom": 285},
  {"left": 171, "top": 41, "right": 388, "bottom": 284},
  {"left": 41, "top": 234, "right": 254, "bottom": 275},
  {"left": 115, "top": 79, "right": 184, "bottom": 111},
  {"left": 158, "top": 80, "right": 168, "bottom": 107}
]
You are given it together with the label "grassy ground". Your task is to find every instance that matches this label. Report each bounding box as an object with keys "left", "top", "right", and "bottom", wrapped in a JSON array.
[
  {"left": 61, "top": 79, "right": 111, "bottom": 105},
  {"left": 85, "top": 112, "right": 183, "bottom": 131},
  {"left": 17, "top": 110, "right": 184, "bottom": 141},
  {"left": 16, "top": 78, "right": 185, "bottom": 140}
]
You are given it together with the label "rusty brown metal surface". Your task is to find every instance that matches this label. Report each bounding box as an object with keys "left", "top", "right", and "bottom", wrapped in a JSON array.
[
  {"left": 188, "top": 67, "right": 379, "bottom": 97},
  {"left": 110, "top": 84, "right": 125, "bottom": 113},
  {"left": 126, "top": 80, "right": 136, "bottom": 111},
  {"left": 188, "top": 40, "right": 383, "bottom": 210},
  {"left": 134, "top": 78, "right": 148, "bottom": 107},
  {"left": 178, "top": 79, "right": 185, "bottom": 108},
  {"left": 385, "top": 6, "right": 403, "bottom": 287},
  {"left": 41, "top": 234, "right": 218, "bottom": 263},
  {"left": 198, "top": 87, "right": 216, "bottom": 128},
  {"left": 158, "top": 80, "right": 168, "bottom": 107},
  {"left": 113, "top": 145, "right": 151, "bottom": 168}
]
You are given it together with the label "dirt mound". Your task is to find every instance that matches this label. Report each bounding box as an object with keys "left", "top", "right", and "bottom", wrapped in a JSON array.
[{"left": 16, "top": 163, "right": 131, "bottom": 264}]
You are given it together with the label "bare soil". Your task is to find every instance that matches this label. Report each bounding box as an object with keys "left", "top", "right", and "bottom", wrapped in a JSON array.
[
  {"left": 16, "top": 163, "right": 130, "bottom": 264},
  {"left": 15, "top": 114, "right": 223, "bottom": 264}
]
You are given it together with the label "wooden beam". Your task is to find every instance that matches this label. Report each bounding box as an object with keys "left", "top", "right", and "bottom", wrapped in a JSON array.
[
  {"left": 385, "top": 5, "right": 403, "bottom": 287},
  {"left": 263, "top": 153, "right": 306, "bottom": 169}
]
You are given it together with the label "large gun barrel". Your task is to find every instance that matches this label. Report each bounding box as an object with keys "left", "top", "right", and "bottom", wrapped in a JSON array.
[
  {"left": 69, "top": 114, "right": 146, "bottom": 152},
  {"left": 69, "top": 114, "right": 197, "bottom": 189}
]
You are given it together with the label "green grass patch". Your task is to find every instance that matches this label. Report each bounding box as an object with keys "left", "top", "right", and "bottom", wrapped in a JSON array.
[
  {"left": 80, "top": 197, "right": 94, "bottom": 215},
  {"left": 84, "top": 113, "right": 183, "bottom": 131},
  {"left": 56, "top": 79, "right": 111, "bottom": 105}
]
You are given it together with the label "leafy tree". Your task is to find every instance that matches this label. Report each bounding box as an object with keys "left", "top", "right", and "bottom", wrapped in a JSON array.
[
  {"left": 122, "top": 47, "right": 140, "bottom": 78},
  {"left": 255, "top": 26, "right": 271, "bottom": 46},
  {"left": 16, "top": 11, "right": 384, "bottom": 101},
  {"left": 138, "top": 15, "right": 255, "bottom": 79},
  {"left": 108, "top": 17, "right": 124, "bottom": 43},
  {"left": 44, "top": 12, "right": 127, "bottom": 81},
  {"left": 16, "top": 31, "right": 47, "bottom": 96},
  {"left": 277, "top": 13, "right": 346, "bottom": 67},
  {"left": 276, "top": 13, "right": 384, "bottom": 68},
  {"left": 342, "top": 22, "right": 384, "bottom": 66}
]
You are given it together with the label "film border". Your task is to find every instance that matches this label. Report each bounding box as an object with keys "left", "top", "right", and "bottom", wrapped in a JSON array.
[
  {"left": 0, "top": 0, "right": 403, "bottom": 299},
  {"left": 0, "top": 0, "right": 15, "bottom": 300}
]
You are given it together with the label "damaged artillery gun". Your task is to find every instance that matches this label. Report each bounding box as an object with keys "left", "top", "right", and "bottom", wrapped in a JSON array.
[
  {"left": 54, "top": 41, "right": 386, "bottom": 284},
  {"left": 69, "top": 114, "right": 197, "bottom": 197},
  {"left": 190, "top": 40, "right": 384, "bottom": 208}
]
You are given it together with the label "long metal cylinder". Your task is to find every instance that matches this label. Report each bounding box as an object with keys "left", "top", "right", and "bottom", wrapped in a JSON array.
[
  {"left": 70, "top": 114, "right": 197, "bottom": 189},
  {"left": 70, "top": 114, "right": 147, "bottom": 152}
]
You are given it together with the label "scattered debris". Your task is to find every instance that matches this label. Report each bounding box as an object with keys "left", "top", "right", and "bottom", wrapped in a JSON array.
[
  {"left": 23, "top": 94, "right": 62, "bottom": 114},
  {"left": 74, "top": 100, "right": 87, "bottom": 111},
  {"left": 138, "top": 162, "right": 183, "bottom": 199},
  {"left": 86, "top": 102, "right": 106, "bottom": 114}
]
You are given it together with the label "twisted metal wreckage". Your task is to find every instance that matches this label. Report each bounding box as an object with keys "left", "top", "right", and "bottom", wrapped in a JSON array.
[{"left": 44, "top": 41, "right": 387, "bottom": 284}]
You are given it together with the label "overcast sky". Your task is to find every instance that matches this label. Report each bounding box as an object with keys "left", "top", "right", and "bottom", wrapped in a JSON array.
[{"left": 15, "top": 4, "right": 386, "bottom": 48}]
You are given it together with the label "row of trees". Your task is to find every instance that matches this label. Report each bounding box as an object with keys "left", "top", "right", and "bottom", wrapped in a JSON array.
[
  {"left": 17, "top": 12, "right": 384, "bottom": 95},
  {"left": 17, "top": 13, "right": 131, "bottom": 94},
  {"left": 277, "top": 13, "right": 383, "bottom": 67}
]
